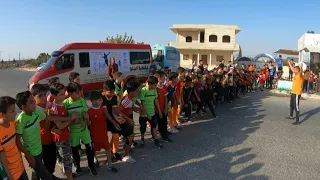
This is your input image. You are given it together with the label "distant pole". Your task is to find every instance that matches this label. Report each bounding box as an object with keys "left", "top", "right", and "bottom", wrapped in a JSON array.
[
  {"left": 8, "top": 54, "right": 11, "bottom": 62},
  {"left": 0, "top": 51, "right": 2, "bottom": 61},
  {"left": 19, "top": 52, "right": 20, "bottom": 61}
]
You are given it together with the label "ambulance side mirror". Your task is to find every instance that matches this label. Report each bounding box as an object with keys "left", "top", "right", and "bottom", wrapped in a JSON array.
[{"left": 49, "top": 65, "right": 55, "bottom": 72}]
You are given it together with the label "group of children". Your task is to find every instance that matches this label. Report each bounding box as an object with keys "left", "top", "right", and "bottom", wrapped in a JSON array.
[{"left": 0, "top": 65, "right": 262, "bottom": 180}]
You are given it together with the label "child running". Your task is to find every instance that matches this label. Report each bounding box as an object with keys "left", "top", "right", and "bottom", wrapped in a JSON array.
[
  {"left": 0, "top": 96, "right": 28, "bottom": 180},
  {"left": 63, "top": 82, "right": 97, "bottom": 176},
  {"left": 88, "top": 91, "right": 118, "bottom": 172},
  {"left": 139, "top": 76, "right": 163, "bottom": 148}
]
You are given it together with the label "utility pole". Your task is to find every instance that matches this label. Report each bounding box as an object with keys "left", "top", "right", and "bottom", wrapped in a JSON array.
[
  {"left": 8, "top": 54, "right": 11, "bottom": 62},
  {"left": 0, "top": 51, "right": 3, "bottom": 62},
  {"left": 19, "top": 52, "right": 20, "bottom": 61}
]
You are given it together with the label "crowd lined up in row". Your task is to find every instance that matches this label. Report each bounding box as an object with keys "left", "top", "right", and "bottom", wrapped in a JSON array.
[{"left": 0, "top": 61, "right": 272, "bottom": 180}]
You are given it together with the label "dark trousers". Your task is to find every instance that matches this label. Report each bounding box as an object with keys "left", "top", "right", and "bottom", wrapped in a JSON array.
[
  {"left": 71, "top": 143, "right": 95, "bottom": 169},
  {"left": 228, "top": 86, "right": 234, "bottom": 100},
  {"left": 156, "top": 114, "right": 168, "bottom": 138},
  {"left": 289, "top": 73, "right": 293, "bottom": 81},
  {"left": 303, "top": 80, "right": 308, "bottom": 92},
  {"left": 183, "top": 102, "right": 192, "bottom": 119},
  {"left": 290, "top": 93, "right": 301, "bottom": 122},
  {"left": 205, "top": 100, "right": 216, "bottom": 117},
  {"left": 42, "top": 143, "right": 57, "bottom": 174},
  {"left": 269, "top": 77, "right": 274, "bottom": 89},
  {"left": 196, "top": 101, "right": 204, "bottom": 114}
]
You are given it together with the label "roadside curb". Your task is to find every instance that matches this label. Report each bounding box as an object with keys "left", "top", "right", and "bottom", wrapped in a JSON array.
[{"left": 270, "top": 89, "right": 320, "bottom": 99}]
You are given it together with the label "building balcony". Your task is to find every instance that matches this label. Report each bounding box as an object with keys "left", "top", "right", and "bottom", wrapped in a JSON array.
[{"left": 169, "top": 42, "right": 240, "bottom": 51}]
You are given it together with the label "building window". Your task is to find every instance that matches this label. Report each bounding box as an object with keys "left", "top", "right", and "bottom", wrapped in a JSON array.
[
  {"left": 79, "top": 52, "right": 90, "bottom": 68},
  {"left": 222, "top": 35, "right": 231, "bottom": 43},
  {"left": 216, "top": 55, "right": 224, "bottom": 62},
  {"left": 192, "top": 54, "right": 197, "bottom": 61},
  {"left": 200, "top": 31, "right": 205, "bottom": 43},
  {"left": 186, "top": 36, "right": 192, "bottom": 42},
  {"left": 183, "top": 54, "right": 190, "bottom": 60},
  {"left": 209, "top": 35, "right": 217, "bottom": 42}
]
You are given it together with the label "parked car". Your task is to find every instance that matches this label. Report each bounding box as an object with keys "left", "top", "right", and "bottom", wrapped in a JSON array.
[{"left": 37, "top": 63, "right": 46, "bottom": 71}]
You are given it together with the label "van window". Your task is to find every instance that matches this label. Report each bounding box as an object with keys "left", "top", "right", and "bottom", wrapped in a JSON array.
[
  {"left": 79, "top": 52, "right": 90, "bottom": 68},
  {"left": 130, "top": 52, "right": 150, "bottom": 65},
  {"left": 55, "top": 54, "right": 74, "bottom": 71}
]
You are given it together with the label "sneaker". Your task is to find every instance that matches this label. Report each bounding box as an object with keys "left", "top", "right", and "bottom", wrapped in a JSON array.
[
  {"left": 75, "top": 167, "right": 84, "bottom": 176},
  {"left": 107, "top": 165, "right": 118, "bottom": 173},
  {"left": 187, "top": 120, "right": 193, "bottom": 124},
  {"left": 172, "top": 128, "right": 179, "bottom": 133},
  {"left": 292, "top": 121, "right": 300, "bottom": 125},
  {"left": 175, "top": 125, "right": 182, "bottom": 130},
  {"left": 154, "top": 139, "right": 163, "bottom": 148},
  {"left": 286, "top": 116, "right": 294, "bottom": 120},
  {"left": 88, "top": 166, "right": 97, "bottom": 176},
  {"left": 113, "top": 153, "right": 122, "bottom": 161},
  {"left": 162, "top": 136, "right": 173, "bottom": 142},
  {"left": 56, "top": 160, "right": 63, "bottom": 167},
  {"left": 95, "top": 160, "right": 100, "bottom": 168},
  {"left": 52, "top": 175, "right": 62, "bottom": 180},
  {"left": 140, "top": 140, "right": 145, "bottom": 148},
  {"left": 122, "top": 156, "right": 136, "bottom": 163}
]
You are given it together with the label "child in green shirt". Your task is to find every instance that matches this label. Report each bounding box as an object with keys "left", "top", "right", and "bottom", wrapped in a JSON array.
[
  {"left": 63, "top": 82, "right": 97, "bottom": 176},
  {"left": 139, "top": 76, "right": 163, "bottom": 149}
]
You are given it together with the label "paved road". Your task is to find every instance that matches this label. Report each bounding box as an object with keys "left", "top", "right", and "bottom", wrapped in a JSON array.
[
  {"left": 1, "top": 70, "right": 320, "bottom": 180},
  {"left": 0, "top": 69, "right": 34, "bottom": 97}
]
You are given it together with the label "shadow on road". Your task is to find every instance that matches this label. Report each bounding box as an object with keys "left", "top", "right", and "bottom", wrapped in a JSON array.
[
  {"left": 299, "top": 106, "right": 320, "bottom": 124},
  {"left": 77, "top": 91, "right": 270, "bottom": 180}
]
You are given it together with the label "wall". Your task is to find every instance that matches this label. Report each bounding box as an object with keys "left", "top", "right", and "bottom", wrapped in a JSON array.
[
  {"left": 179, "top": 49, "right": 232, "bottom": 69},
  {"left": 298, "top": 33, "right": 320, "bottom": 51},
  {"left": 173, "top": 27, "right": 238, "bottom": 50},
  {"left": 177, "top": 31, "right": 199, "bottom": 42}
]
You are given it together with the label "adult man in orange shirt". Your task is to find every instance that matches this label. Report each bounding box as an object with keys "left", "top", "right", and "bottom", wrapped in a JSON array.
[{"left": 287, "top": 60, "right": 304, "bottom": 125}]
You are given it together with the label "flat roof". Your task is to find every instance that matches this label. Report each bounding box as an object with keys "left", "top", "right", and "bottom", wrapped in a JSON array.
[
  {"left": 170, "top": 24, "right": 241, "bottom": 34},
  {"left": 274, "top": 49, "right": 299, "bottom": 56}
]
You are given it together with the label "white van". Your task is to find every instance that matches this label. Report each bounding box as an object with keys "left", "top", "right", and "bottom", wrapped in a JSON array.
[{"left": 28, "top": 43, "right": 152, "bottom": 92}]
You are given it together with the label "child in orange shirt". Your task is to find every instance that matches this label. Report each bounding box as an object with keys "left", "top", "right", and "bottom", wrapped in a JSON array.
[
  {"left": 88, "top": 91, "right": 118, "bottom": 172},
  {"left": 0, "top": 96, "right": 28, "bottom": 180}
]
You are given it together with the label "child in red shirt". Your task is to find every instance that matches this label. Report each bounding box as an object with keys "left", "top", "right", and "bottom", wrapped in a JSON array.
[
  {"left": 88, "top": 91, "right": 118, "bottom": 172},
  {"left": 47, "top": 77, "right": 60, "bottom": 103},
  {"left": 154, "top": 71, "right": 172, "bottom": 142},
  {"left": 48, "top": 83, "right": 74, "bottom": 180},
  {"left": 259, "top": 72, "right": 265, "bottom": 91}
]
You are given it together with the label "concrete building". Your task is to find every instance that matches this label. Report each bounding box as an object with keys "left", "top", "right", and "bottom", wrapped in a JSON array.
[{"left": 168, "top": 24, "right": 241, "bottom": 69}]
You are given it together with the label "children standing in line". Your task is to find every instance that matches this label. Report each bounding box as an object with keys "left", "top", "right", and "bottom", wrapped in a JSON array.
[
  {"left": 88, "top": 91, "right": 118, "bottom": 172},
  {"left": 166, "top": 72, "right": 179, "bottom": 133},
  {"left": 68, "top": 72, "right": 84, "bottom": 98},
  {"left": 101, "top": 80, "right": 123, "bottom": 161},
  {"left": 64, "top": 82, "right": 97, "bottom": 176},
  {"left": 30, "top": 84, "right": 58, "bottom": 178},
  {"left": 49, "top": 83, "right": 75, "bottom": 180},
  {"left": 154, "top": 71, "right": 172, "bottom": 142},
  {"left": 139, "top": 76, "right": 163, "bottom": 148},
  {"left": 118, "top": 79, "right": 140, "bottom": 163},
  {"left": 0, "top": 96, "right": 28, "bottom": 180},
  {"left": 181, "top": 77, "right": 193, "bottom": 122},
  {"left": 113, "top": 72, "right": 125, "bottom": 103},
  {"left": 47, "top": 77, "right": 60, "bottom": 103},
  {"left": 15, "top": 91, "right": 75, "bottom": 180}
]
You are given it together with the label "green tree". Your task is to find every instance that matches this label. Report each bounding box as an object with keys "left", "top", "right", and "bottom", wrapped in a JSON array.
[
  {"left": 1, "top": 59, "right": 3, "bottom": 64},
  {"left": 100, "top": 33, "right": 143, "bottom": 44},
  {"left": 12, "top": 58, "right": 16, "bottom": 63},
  {"left": 238, "top": 45, "right": 242, "bottom": 57}
]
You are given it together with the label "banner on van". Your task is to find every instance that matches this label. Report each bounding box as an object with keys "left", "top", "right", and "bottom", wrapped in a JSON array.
[{"left": 89, "top": 50, "right": 130, "bottom": 74}]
